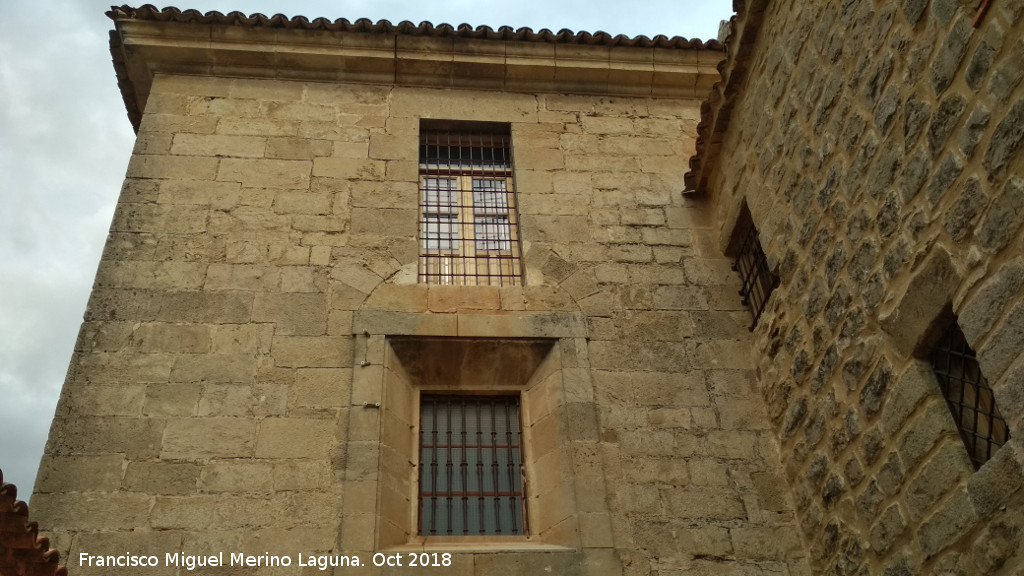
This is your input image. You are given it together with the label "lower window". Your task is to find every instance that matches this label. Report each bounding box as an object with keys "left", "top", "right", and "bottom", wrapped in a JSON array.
[{"left": 418, "top": 395, "right": 527, "bottom": 536}]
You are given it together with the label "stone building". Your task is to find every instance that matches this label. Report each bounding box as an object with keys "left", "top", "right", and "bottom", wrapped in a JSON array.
[{"left": 29, "top": 1, "right": 1023, "bottom": 575}]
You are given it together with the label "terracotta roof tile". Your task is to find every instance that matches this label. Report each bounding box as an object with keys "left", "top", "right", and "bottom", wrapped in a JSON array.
[
  {"left": 106, "top": 4, "right": 726, "bottom": 50},
  {"left": 684, "top": 0, "right": 766, "bottom": 194},
  {"left": 0, "top": 468, "right": 69, "bottom": 576}
]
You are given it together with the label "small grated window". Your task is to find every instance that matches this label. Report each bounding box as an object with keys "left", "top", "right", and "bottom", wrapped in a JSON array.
[
  {"left": 418, "top": 126, "right": 522, "bottom": 286},
  {"left": 732, "top": 204, "right": 777, "bottom": 328},
  {"left": 929, "top": 322, "right": 1009, "bottom": 469},
  {"left": 418, "top": 395, "right": 527, "bottom": 536}
]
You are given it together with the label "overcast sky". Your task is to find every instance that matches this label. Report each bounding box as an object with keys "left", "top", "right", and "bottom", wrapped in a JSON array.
[{"left": 0, "top": 0, "right": 731, "bottom": 499}]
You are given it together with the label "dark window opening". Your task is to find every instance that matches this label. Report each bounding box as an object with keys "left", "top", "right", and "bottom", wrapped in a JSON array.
[
  {"left": 418, "top": 395, "right": 527, "bottom": 536},
  {"left": 732, "top": 203, "right": 778, "bottom": 328},
  {"left": 929, "top": 321, "right": 1009, "bottom": 469}
]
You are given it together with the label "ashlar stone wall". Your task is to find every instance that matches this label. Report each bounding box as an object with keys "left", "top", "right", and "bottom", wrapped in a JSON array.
[
  {"left": 708, "top": 1, "right": 1024, "bottom": 574},
  {"left": 34, "top": 66, "right": 809, "bottom": 574}
]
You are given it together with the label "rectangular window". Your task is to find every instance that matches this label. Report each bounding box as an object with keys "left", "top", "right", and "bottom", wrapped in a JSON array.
[
  {"left": 418, "top": 125, "right": 522, "bottom": 286},
  {"left": 418, "top": 395, "right": 527, "bottom": 536},
  {"left": 929, "top": 321, "right": 1010, "bottom": 469},
  {"left": 732, "top": 202, "right": 778, "bottom": 328}
]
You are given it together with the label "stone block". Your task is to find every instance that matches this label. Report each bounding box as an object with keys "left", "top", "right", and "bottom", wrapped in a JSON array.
[
  {"left": 870, "top": 503, "right": 907, "bottom": 555},
  {"left": 427, "top": 285, "right": 500, "bottom": 312},
  {"left": 252, "top": 292, "right": 328, "bottom": 336},
  {"left": 898, "top": 399, "right": 958, "bottom": 471},
  {"left": 241, "top": 527, "right": 336, "bottom": 556},
  {"left": 312, "top": 156, "right": 385, "bottom": 180},
  {"left": 123, "top": 461, "right": 201, "bottom": 495},
  {"left": 217, "top": 158, "right": 312, "bottom": 189},
  {"left": 217, "top": 116, "right": 300, "bottom": 137},
  {"left": 272, "top": 461, "right": 331, "bottom": 491},
  {"left": 170, "top": 354, "right": 258, "bottom": 383},
  {"left": 271, "top": 335, "right": 352, "bottom": 368},
  {"left": 905, "top": 439, "right": 972, "bottom": 521},
  {"left": 664, "top": 489, "right": 745, "bottom": 520},
  {"left": 363, "top": 283, "right": 428, "bottom": 312},
  {"left": 652, "top": 285, "right": 709, "bottom": 310},
  {"left": 331, "top": 140, "right": 371, "bottom": 158},
  {"left": 881, "top": 362, "right": 939, "bottom": 437},
  {"left": 880, "top": 246, "right": 960, "bottom": 356},
  {"left": 171, "top": 133, "right": 266, "bottom": 157},
  {"left": 47, "top": 416, "right": 164, "bottom": 458},
  {"left": 133, "top": 323, "right": 212, "bottom": 354},
  {"left": 137, "top": 113, "right": 218, "bottom": 135},
  {"left": 150, "top": 495, "right": 222, "bottom": 530},
  {"left": 266, "top": 136, "right": 332, "bottom": 159},
  {"left": 113, "top": 203, "right": 208, "bottom": 234},
  {"left": 255, "top": 417, "right": 337, "bottom": 458},
  {"left": 195, "top": 382, "right": 286, "bottom": 417},
  {"left": 126, "top": 154, "right": 219, "bottom": 180},
  {"left": 34, "top": 454, "right": 124, "bottom": 493},
  {"left": 161, "top": 418, "right": 256, "bottom": 459},
  {"left": 983, "top": 95, "right": 1024, "bottom": 179},
  {"left": 976, "top": 300, "right": 1024, "bottom": 381},
  {"left": 977, "top": 177, "right": 1024, "bottom": 252},
  {"left": 718, "top": 398, "right": 769, "bottom": 430},
  {"left": 62, "top": 383, "right": 144, "bottom": 416},
  {"left": 968, "top": 444, "right": 1024, "bottom": 517},
  {"left": 210, "top": 324, "right": 274, "bottom": 355},
  {"left": 154, "top": 291, "right": 253, "bottom": 324},
  {"left": 30, "top": 492, "right": 152, "bottom": 531},
  {"left": 292, "top": 368, "right": 351, "bottom": 409},
  {"left": 706, "top": 430, "right": 759, "bottom": 459},
  {"left": 144, "top": 383, "right": 201, "bottom": 417},
  {"left": 352, "top": 310, "right": 457, "bottom": 336},
  {"left": 918, "top": 489, "right": 979, "bottom": 558},
  {"left": 732, "top": 526, "right": 803, "bottom": 560},
  {"left": 271, "top": 190, "right": 331, "bottom": 215}
]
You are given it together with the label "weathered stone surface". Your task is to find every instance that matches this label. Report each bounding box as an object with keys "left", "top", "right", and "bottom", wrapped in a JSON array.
[
  {"left": 984, "top": 95, "right": 1024, "bottom": 180},
  {"left": 977, "top": 176, "right": 1024, "bottom": 251},
  {"left": 927, "top": 93, "right": 966, "bottom": 155},
  {"left": 943, "top": 176, "right": 986, "bottom": 241},
  {"left": 879, "top": 246, "right": 960, "bottom": 356},
  {"left": 919, "top": 489, "right": 978, "bottom": 558},
  {"left": 929, "top": 16, "right": 972, "bottom": 95},
  {"left": 960, "top": 257, "right": 1024, "bottom": 345}
]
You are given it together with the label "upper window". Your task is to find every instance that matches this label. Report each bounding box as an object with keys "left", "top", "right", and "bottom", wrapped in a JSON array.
[
  {"left": 732, "top": 202, "right": 777, "bottom": 328},
  {"left": 929, "top": 321, "right": 1009, "bottom": 469},
  {"left": 418, "top": 124, "right": 522, "bottom": 286},
  {"left": 418, "top": 394, "right": 527, "bottom": 536}
]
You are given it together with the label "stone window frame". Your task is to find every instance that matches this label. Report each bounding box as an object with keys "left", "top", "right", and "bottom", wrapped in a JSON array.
[
  {"left": 417, "top": 120, "right": 523, "bottom": 287},
  {"left": 377, "top": 336, "right": 577, "bottom": 552},
  {"left": 880, "top": 247, "right": 1014, "bottom": 473},
  {"left": 337, "top": 304, "right": 606, "bottom": 557}
]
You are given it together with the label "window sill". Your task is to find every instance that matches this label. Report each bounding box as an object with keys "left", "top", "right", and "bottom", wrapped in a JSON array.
[{"left": 385, "top": 538, "right": 575, "bottom": 554}]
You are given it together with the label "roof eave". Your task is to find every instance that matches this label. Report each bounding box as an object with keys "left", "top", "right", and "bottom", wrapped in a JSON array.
[{"left": 107, "top": 6, "right": 726, "bottom": 133}]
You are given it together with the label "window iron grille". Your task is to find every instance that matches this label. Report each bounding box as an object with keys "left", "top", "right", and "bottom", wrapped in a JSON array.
[
  {"left": 732, "top": 207, "right": 777, "bottom": 329},
  {"left": 418, "top": 128, "right": 522, "bottom": 286},
  {"left": 929, "top": 322, "right": 1009, "bottom": 469},
  {"left": 418, "top": 395, "right": 527, "bottom": 536}
]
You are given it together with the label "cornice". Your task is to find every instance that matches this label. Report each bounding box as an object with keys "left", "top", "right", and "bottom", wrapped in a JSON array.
[{"left": 108, "top": 5, "right": 726, "bottom": 132}]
